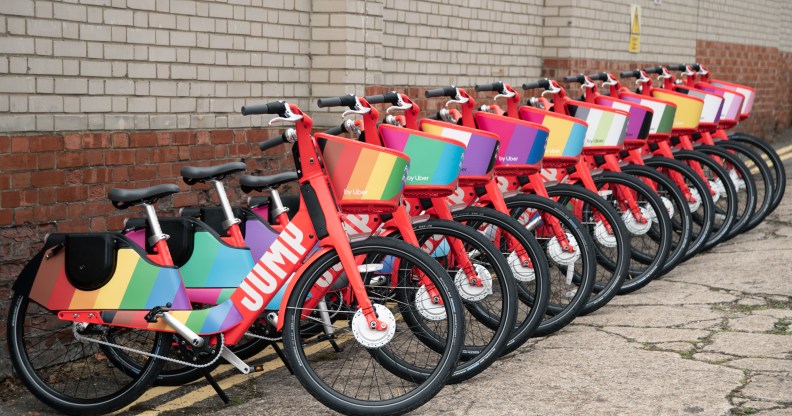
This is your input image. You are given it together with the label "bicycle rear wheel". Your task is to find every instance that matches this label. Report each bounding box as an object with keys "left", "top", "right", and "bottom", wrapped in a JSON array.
[
  {"left": 282, "top": 237, "right": 464, "bottom": 415},
  {"left": 729, "top": 133, "right": 786, "bottom": 213},
  {"left": 714, "top": 140, "right": 774, "bottom": 231},
  {"left": 7, "top": 293, "right": 170, "bottom": 415}
]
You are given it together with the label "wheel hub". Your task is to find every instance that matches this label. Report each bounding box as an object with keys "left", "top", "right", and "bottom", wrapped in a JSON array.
[
  {"left": 622, "top": 206, "right": 653, "bottom": 235},
  {"left": 351, "top": 304, "right": 396, "bottom": 348},
  {"left": 688, "top": 187, "right": 702, "bottom": 212},
  {"left": 729, "top": 168, "right": 746, "bottom": 191},
  {"left": 709, "top": 179, "right": 724, "bottom": 203},
  {"left": 454, "top": 264, "right": 493, "bottom": 302},
  {"left": 507, "top": 251, "right": 535, "bottom": 282},
  {"left": 414, "top": 284, "right": 447, "bottom": 321},
  {"left": 593, "top": 220, "right": 618, "bottom": 247}
]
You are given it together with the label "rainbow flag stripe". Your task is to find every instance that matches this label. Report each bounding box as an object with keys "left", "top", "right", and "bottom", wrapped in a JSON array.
[
  {"left": 518, "top": 107, "right": 586, "bottom": 158},
  {"left": 595, "top": 96, "right": 652, "bottom": 140},
  {"left": 673, "top": 86, "right": 724, "bottom": 124},
  {"left": 379, "top": 125, "right": 465, "bottom": 187},
  {"left": 710, "top": 80, "right": 755, "bottom": 117},
  {"left": 651, "top": 89, "right": 704, "bottom": 130},
  {"left": 566, "top": 103, "right": 629, "bottom": 148},
  {"left": 620, "top": 92, "right": 676, "bottom": 134},
  {"left": 102, "top": 299, "right": 243, "bottom": 335},
  {"left": 695, "top": 83, "right": 744, "bottom": 123},
  {"left": 316, "top": 133, "right": 409, "bottom": 203},
  {"left": 474, "top": 112, "right": 549, "bottom": 166},
  {"left": 30, "top": 247, "right": 191, "bottom": 311},
  {"left": 180, "top": 231, "right": 255, "bottom": 289},
  {"left": 419, "top": 119, "right": 498, "bottom": 178}
]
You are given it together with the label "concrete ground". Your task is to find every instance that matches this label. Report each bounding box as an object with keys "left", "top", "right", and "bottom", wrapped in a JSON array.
[{"left": 2, "top": 142, "right": 791, "bottom": 416}]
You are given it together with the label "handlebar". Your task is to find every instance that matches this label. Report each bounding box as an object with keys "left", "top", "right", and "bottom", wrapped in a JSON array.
[
  {"left": 258, "top": 133, "right": 289, "bottom": 152},
  {"left": 317, "top": 95, "right": 357, "bottom": 108},
  {"left": 562, "top": 74, "right": 586, "bottom": 84},
  {"left": 363, "top": 92, "right": 400, "bottom": 105},
  {"left": 522, "top": 79, "right": 551, "bottom": 90},
  {"left": 424, "top": 86, "right": 457, "bottom": 98},
  {"left": 241, "top": 101, "right": 287, "bottom": 116},
  {"left": 620, "top": 70, "right": 641, "bottom": 79},
  {"left": 588, "top": 73, "right": 609, "bottom": 82},
  {"left": 667, "top": 64, "right": 686, "bottom": 71},
  {"left": 324, "top": 122, "right": 346, "bottom": 136},
  {"left": 474, "top": 82, "right": 505, "bottom": 92},
  {"left": 644, "top": 67, "right": 664, "bottom": 75}
]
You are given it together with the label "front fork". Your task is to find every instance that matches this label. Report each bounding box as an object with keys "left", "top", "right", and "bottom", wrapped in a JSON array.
[{"left": 569, "top": 158, "right": 647, "bottom": 226}]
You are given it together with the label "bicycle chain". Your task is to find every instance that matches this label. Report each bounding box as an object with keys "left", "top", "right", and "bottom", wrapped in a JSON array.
[
  {"left": 243, "top": 331, "right": 282, "bottom": 342},
  {"left": 72, "top": 324, "right": 225, "bottom": 369}
]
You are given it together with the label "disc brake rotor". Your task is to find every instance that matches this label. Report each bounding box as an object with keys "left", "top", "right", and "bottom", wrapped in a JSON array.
[
  {"left": 593, "top": 220, "right": 618, "bottom": 247},
  {"left": 351, "top": 303, "right": 396, "bottom": 348},
  {"left": 507, "top": 251, "right": 535, "bottom": 282},
  {"left": 414, "top": 284, "right": 447, "bottom": 321},
  {"left": 622, "top": 206, "right": 652, "bottom": 235},
  {"left": 454, "top": 264, "right": 493, "bottom": 302}
]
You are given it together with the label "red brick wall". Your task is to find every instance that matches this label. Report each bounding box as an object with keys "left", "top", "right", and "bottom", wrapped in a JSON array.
[{"left": 0, "top": 128, "right": 293, "bottom": 376}]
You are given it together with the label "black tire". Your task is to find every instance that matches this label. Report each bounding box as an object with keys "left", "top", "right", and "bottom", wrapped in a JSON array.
[
  {"left": 643, "top": 156, "right": 715, "bottom": 261},
  {"left": 407, "top": 219, "right": 517, "bottom": 383},
  {"left": 691, "top": 146, "right": 757, "bottom": 239},
  {"left": 281, "top": 237, "right": 465, "bottom": 416},
  {"left": 674, "top": 149, "right": 738, "bottom": 250},
  {"left": 451, "top": 206, "right": 551, "bottom": 355},
  {"left": 504, "top": 194, "right": 596, "bottom": 336},
  {"left": 544, "top": 184, "right": 629, "bottom": 314},
  {"left": 620, "top": 164, "right": 693, "bottom": 275},
  {"left": 714, "top": 140, "right": 774, "bottom": 231},
  {"left": 729, "top": 133, "right": 787, "bottom": 213},
  {"left": 591, "top": 172, "right": 673, "bottom": 293},
  {"left": 7, "top": 293, "right": 170, "bottom": 415}
]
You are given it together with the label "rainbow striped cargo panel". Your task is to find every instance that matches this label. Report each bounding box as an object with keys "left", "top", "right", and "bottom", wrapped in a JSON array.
[
  {"left": 419, "top": 119, "right": 498, "bottom": 186},
  {"left": 620, "top": 91, "right": 677, "bottom": 136},
  {"left": 379, "top": 124, "right": 465, "bottom": 197},
  {"left": 673, "top": 85, "right": 724, "bottom": 126},
  {"left": 518, "top": 106, "right": 587, "bottom": 168},
  {"left": 651, "top": 89, "right": 704, "bottom": 133},
  {"left": 566, "top": 101, "right": 629, "bottom": 155},
  {"left": 316, "top": 132, "right": 410, "bottom": 213},
  {"left": 179, "top": 230, "right": 256, "bottom": 304},
  {"left": 474, "top": 111, "right": 550, "bottom": 175},
  {"left": 710, "top": 79, "right": 755, "bottom": 119}
]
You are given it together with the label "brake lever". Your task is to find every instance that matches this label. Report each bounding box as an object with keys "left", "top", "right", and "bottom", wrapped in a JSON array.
[
  {"left": 385, "top": 95, "right": 413, "bottom": 113},
  {"left": 267, "top": 104, "right": 303, "bottom": 125},
  {"left": 341, "top": 96, "right": 371, "bottom": 118},
  {"left": 540, "top": 82, "right": 561, "bottom": 98},
  {"left": 494, "top": 89, "right": 516, "bottom": 101}
]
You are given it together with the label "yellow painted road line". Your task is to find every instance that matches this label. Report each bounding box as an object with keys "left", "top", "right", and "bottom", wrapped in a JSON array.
[{"left": 774, "top": 143, "right": 792, "bottom": 155}]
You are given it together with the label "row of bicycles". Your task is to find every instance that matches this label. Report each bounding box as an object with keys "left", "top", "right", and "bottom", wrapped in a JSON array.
[{"left": 6, "top": 63, "right": 787, "bottom": 415}]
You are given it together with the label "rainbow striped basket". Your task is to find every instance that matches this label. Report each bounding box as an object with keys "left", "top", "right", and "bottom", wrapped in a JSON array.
[
  {"left": 474, "top": 111, "right": 550, "bottom": 175},
  {"left": 315, "top": 133, "right": 410, "bottom": 214},
  {"left": 419, "top": 119, "right": 499, "bottom": 187},
  {"left": 709, "top": 79, "right": 755, "bottom": 120},
  {"left": 695, "top": 82, "right": 745, "bottom": 130},
  {"left": 651, "top": 89, "right": 704, "bottom": 135},
  {"left": 619, "top": 91, "right": 677, "bottom": 141},
  {"left": 518, "top": 106, "right": 587, "bottom": 168},
  {"left": 378, "top": 124, "right": 466, "bottom": 198},
  {"left": 673, "top": 85, "right": 725, "bottom": 131},
  {"left": 565, "top": 101, "right": 629, "bottom": 155},
  {"left": 593, "top": 95, "right": 653, "bottom": 150}
]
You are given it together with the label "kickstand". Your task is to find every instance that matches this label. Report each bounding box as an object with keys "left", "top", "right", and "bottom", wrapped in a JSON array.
[
  {"left": 268, "top": 340, "right": 294, "bottom": 375},
  {"left": 200, "top": 367, "right": 230, "bottom": 404}
]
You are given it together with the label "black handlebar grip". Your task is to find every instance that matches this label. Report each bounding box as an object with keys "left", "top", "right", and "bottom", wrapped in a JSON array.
[
  {"left": 620, "top": 70, "right": 641, "bottom": 79},
  {"left": 689, "top": 63, "right": 701, "bottom": 71},
  {"left": 317, "top": 95, "right": 357, "bottom": 108},
  {"left": 522, "top": 79, "right": 550, "bottom": 90},
  {"left": 562, "top": 75, "right": 585, "bottom": 84},
  {"left": 324, "top": 122, "right": 346, "bottom": 136},
  {"left": 425, "top": 86, "right": 457, "bottom": 98},
  {"left": 667, "top": 64, "right": 686, "bottom": 71},
  {"left": 241, "top": 101, "right": 287, "bottom": 116},
  {"left": 644, "top": 66, "right": 664, "bottom": 75},
  {"left": 364, "top": 91, "right": 399, "bottom": 105},
  {"left": 474, "top": 82, "right": 504, "bottom": 92},
  {"left": 258, "top": 134, "right": 287, "bottom": 152},
  {"left": 588, "top": 73, "right": 608, "bottom": 81}
]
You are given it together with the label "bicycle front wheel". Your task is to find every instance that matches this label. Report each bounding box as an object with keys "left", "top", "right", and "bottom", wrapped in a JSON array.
[
  {"left": 728, "top": 133, "right": 786, "bottom": 213},
  {"left": 281, "top": 237, "right": 465, "bottom": 416}
]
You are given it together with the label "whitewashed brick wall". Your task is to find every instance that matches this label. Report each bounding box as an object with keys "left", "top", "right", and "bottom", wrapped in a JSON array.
[{"left": 1, "top": 0, "right": 791, "bottom": 134}]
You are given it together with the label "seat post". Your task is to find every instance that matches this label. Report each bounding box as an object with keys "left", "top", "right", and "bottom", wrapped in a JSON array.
[
  {"left": 143, "top": 202, "right": 174, "bottom": 265},
  {"left": 211, "top": 180, "right": 240, "bottom": 230}
]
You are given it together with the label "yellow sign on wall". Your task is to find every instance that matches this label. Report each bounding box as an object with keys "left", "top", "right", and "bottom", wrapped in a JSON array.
[{"left": 629, "top": 4, "right": 641, "bottom": 53}]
